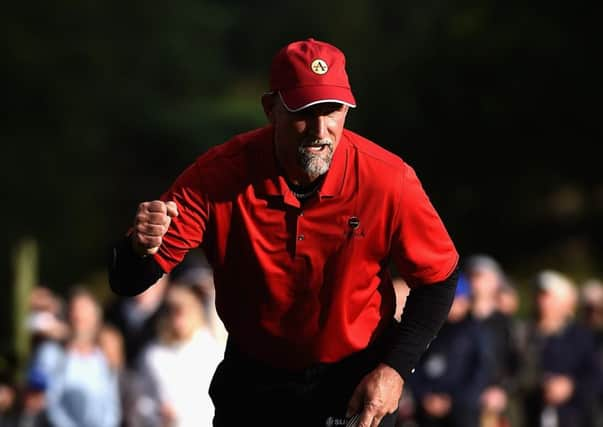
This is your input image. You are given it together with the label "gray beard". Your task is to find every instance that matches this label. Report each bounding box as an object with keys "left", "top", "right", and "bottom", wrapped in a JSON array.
[{"left": 297, "top": 139, "right": 334, "bottom": 181}]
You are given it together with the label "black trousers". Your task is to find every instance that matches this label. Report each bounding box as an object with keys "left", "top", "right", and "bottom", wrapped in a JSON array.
[{"left": 209, "top": 337, "right": 398, "bottom": 427}]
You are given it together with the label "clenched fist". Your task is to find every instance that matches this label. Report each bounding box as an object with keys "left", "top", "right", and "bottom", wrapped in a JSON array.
[{"left": 131, "top": 200, "right": 179, "bottom": 256}]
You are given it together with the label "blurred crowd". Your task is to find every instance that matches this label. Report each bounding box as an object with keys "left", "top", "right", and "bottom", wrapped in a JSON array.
[
  {"left": 396, "top": 255, "right": 603, "bottom": 427},
  {"left": 1, "top": 252, "right": 603, "bottom": 427},
  {"left": 0, "top": 251, "right": 226, "bottom": 427}
]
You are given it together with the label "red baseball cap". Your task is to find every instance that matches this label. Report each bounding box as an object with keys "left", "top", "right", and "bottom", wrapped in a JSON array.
[{"left": 269, "top": 38, "right": 357, "bottom": 112}]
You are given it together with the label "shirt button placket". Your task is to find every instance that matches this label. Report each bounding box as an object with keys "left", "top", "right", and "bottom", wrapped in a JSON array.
[{"left": 296, "top": 210, "right": 305, "bottom": 244}]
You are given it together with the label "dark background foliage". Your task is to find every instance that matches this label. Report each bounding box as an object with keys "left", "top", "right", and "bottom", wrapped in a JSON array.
[{"left": 2, "top": 0, "right": 600, "bottom": 355}]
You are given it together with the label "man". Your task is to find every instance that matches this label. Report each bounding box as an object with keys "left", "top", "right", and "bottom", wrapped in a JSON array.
[
  {"left": 464, "top": 255, "right": 520, "bottom": 427},
  {"left": 409, "top": 274, "right": 491, "bottom": 427},
  {"left": 109, "top": 38, "right": 459, "bottom": 427},
  {"left": 518, "top": 270, "right": 600, "bottom": 427}
]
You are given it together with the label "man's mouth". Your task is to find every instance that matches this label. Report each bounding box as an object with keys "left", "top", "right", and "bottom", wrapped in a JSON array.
[
  {"left": 305, "top": 144, "right": 327, "bottom": 153},
  {"left": 301, "top": 141, "right": 331, "bottom": 153}
]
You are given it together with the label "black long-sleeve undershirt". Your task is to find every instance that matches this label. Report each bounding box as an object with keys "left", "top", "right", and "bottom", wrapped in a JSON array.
[
  {"left": 108, "top": 236, "right": 164, "bottom": 297},
  {"left": 382, "top": 268, "right": 459, "bottom": 381}
]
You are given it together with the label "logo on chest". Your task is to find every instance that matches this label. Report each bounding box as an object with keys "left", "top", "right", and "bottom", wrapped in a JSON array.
[{"left": 346, "top": 215, "right": 364, "bottom": 238}]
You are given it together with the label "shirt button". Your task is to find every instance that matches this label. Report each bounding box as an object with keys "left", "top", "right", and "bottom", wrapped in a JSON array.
[{"left": 297, "top": 234, "right": 305, "bottom": 241}]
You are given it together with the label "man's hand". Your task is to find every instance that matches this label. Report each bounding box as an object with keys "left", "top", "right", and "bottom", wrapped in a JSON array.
[
  {"left": 131, "top": 200, "right": 179, "bottom": 256},
  {"left": 346, "top": 363, "right": 404, "bottom": 427}
]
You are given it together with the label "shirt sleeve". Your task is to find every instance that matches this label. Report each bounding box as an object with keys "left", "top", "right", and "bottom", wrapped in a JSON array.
[
  {"left": 391, "top": 163, "right": 458, "bottom": 287},
  {"left": 153, "top": 160, "right": 210, "bottom": 273}
]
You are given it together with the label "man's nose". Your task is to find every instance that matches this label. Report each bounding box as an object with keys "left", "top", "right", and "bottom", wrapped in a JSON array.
[{"left": 310, "top": 115, "right": 329, "bottom": 139}]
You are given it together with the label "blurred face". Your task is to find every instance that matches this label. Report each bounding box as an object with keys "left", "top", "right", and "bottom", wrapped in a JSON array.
[
  {"left": 69, "top": 294, "right": 100, "bottom": 338},
  {"left": 537, "top": 289, "right": 572, "bottom": 321},
  {"left": 0, "top": 384, "right": 16, "bottom": 411},
  {"left": 448, "top": 296, "right": 470, "bottom": 322},
  {"left": 264, "top": 95, "right": 348, "bottom": 185},
  {"left": 497, "top": 288, "right": 519, "bottom": 315},
  {"left": 469, "top": 269, "right": 500, "bottom": 299},
  {"left": 165, "top": 287, "right": 203, "bottom": 340}
]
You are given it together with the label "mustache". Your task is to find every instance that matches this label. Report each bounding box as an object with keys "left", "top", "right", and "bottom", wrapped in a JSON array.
[{"left": 300, "top": 138, "right": 333, "bottom": 148}]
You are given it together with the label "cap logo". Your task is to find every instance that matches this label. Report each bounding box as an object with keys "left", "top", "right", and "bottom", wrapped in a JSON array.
[{"left": 311, "top": 59, "right": 328, "bottom": 75}]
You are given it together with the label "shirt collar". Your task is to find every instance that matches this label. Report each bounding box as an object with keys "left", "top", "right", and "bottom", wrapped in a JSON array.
[{"left": 254, "top": 126, "right": 349, "bottom": 201}]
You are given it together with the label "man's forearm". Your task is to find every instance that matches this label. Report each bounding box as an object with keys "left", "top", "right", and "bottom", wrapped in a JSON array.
[
  {"left": 107, "top": 236, "right": 164, "bottom": 296},
  {"left": 382, "top": 267, "right": 459, "bottom": 380}
]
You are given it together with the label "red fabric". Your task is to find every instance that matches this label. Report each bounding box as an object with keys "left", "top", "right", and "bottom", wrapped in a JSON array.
[
  {"left": 270, "top": 38, "right": 356, "bottom": 111},
  {"left": 154, "top": 126, "right": 458, "bottom": 369}
]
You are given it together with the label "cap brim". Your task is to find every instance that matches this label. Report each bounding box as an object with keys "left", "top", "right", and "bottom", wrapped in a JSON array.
[{"left": 279, "top": 86, "right": 356, "bottom": 112}]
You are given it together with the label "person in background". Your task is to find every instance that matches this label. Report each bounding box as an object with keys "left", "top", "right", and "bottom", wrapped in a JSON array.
[
  {"left": 98, "top": 326, "right": 125, "bottom": 375},
  {"left": 579, "top": 278, "right": 603, "bottom": 426},
  {"left": 169, "top": 250, "right": 228, "bottom": 349},
  {"left": 518, "top": 270, "right": 600, "bottom": 427},
  {"left": 97, "top": 325, "right": 136, "bottom": 427},
  {"left": 35, "top": 287, "right": 121, "bottom": 427},
  {"left": 0, "top": 378, "right": 17, "bottom": 427},
  {"left": 579, "top": 279, "right": 603, "bottom": 354},
  {"left": 464, "top": 255, "right": 520, "bottom": 427},
  {"left": 26, "top": 287, "right": 69, "bottom": 358},
  {"left": 408, "top": 274, "right": 490, "bottom": 427},
  {"left": 137, "top": 283, "right": 222, "bottom": 427},
  {"left": 15, "top": 369, "right": 49, "bottom": 427},
  {"left": 104, "top": 275, "right": 168, "bottom": 369},
  {"left": 496, "top": 282, "right": 520, "bottom": 318}
]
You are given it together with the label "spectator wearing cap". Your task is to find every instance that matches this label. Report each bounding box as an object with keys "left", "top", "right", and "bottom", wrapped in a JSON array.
[
  {"left": 109, "top": 38, "right": 459, "bottom": 427},
  {"left": 408, "top": 274, "right": 491, "bottom": 427},
  {"left": 518, "top": 270, "right": 601, "bottom": 427},
  {"left": 464, "top": 254, "right": 521, "bottom": 427}
]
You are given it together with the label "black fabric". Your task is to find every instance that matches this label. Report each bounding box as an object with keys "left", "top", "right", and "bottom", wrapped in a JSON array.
[
  {"left": 107, "top": 236, "right": 164, "bottom": 296},
  {"left": 407, "top": 314, "right": 491, "bottom": 426},
  {"left": 520, "top": 321, "right": 601, "bottom": 427},
  {"left": 476, "top": 310, "right": 520, "bottom": 390},
  {"left": 210, "top": 337, "right": 398, "bottom": 427},
  {"left": 382, "top": 268, "right": 459, "bottom": 380}
]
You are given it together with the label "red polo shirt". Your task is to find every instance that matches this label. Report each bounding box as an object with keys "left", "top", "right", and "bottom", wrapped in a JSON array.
[{"left": 153, "top": 126, "right": 458, "bottom": 369}]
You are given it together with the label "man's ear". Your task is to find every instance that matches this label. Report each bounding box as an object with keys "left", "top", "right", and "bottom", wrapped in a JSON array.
[{"left": 261, "top": 93, "right": 276, "bottom": 124}]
